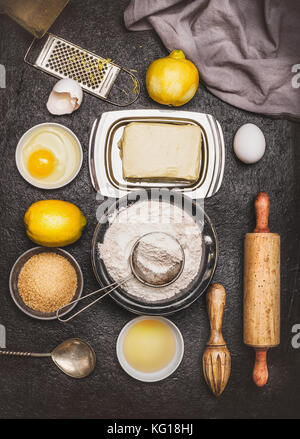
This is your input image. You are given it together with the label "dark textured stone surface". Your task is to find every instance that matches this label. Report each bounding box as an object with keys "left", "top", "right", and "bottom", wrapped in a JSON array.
[{"left": 0, "top": 0, "right": 300, "bottom": 419}]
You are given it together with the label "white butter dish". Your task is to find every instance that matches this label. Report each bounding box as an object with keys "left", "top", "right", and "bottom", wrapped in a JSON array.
[{"left": 89, "top": 109, "right": 225, "bottom": 199}]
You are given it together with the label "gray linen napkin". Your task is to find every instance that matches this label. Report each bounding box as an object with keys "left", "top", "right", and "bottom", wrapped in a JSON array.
[{"left": 124, "top": 0, "right": 300, "bottom": 120}]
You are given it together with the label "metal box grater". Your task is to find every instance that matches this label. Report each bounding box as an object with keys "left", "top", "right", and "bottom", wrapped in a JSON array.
[{"left": 24, "top": 33, "right": 140, "bottom": 106}]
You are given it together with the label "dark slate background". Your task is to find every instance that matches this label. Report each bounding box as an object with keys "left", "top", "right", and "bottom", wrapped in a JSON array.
[{"left": 0, "top": 0, "right": 299, "bottom": 420}]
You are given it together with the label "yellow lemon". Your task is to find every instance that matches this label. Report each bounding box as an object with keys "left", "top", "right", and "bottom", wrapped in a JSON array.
[
  {"left": 146, "top": 49, "right": 199, "bottom": 106},
  {"left": 24, "top": 200, "right": 87, "bottom": 247}
]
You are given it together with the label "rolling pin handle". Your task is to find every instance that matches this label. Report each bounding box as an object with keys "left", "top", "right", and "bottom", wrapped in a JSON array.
[
  {"left": 253, "top": 348, "right": 269, "bottom": 387},
  {"left": 254, "top": 192, "right": 270, "bottom": 233}
]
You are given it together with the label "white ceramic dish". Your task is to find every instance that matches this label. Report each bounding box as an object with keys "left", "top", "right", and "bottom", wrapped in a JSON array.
[
  {"left": 89, "top": 109, "right": 225, "bottom": 199},
  {"left": 116, "top": 316, "right": 184, "bottom": 382},
  {"left": 15, "top": 122, "right": 83, "bottom": 189}
]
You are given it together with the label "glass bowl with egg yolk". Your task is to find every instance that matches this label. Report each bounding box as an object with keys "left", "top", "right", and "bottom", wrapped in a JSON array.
[
  {"left": 16, "top": 123, "right": 83, "bottom": 189},
  {"left": 116, "top": 316, "right": 184, "bottom": 382}
]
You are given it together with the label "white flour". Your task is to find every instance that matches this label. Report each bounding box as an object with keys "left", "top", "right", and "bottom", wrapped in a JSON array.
[
  {"left": 132, "top": 232, "right": 184, "bottom": 286},
  {"left": 98, "top": 200, "right": 202, "bottom": 302}
]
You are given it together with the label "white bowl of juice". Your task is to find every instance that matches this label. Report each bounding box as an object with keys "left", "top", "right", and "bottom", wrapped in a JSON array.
[
  {"left": 116, "top": 316, "right": 184, "bottom": 382},
  {"left": 16, "top": 123, "right": 83, "bottom": 189}
]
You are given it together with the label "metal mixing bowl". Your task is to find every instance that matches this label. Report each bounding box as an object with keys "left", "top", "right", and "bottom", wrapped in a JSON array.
[{"left": 91, "top": 190, "right": 218, "bottom": 316}]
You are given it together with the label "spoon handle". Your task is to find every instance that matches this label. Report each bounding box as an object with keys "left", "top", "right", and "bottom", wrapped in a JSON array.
[{"left": 0, "top": 350, "right": 51, "bottom": 358}]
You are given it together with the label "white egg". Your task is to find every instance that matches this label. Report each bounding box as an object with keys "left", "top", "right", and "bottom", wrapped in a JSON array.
[
  {"left": 233, "top": 123, "right": 266, "bottom": 164},
  {"left": 47, "top": 78, "right": 83, "bottom": 115}
]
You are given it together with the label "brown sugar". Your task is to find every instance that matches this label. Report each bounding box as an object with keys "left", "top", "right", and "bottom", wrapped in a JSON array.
[{"left": 18, "top": 252, "right": 77, "bottom": 313}]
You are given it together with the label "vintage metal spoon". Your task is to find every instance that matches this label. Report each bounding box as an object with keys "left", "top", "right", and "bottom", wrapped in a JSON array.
[
  {"left": 0, "top": 338, "right": 96, "bottom": 379},
  {"left": 57, "top": 232, "right": 185, "bottom": 323}
]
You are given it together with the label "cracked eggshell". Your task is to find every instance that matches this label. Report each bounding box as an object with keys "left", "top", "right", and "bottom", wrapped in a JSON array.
[{"left": 46, "top": 78, "right": 83, "bottom": 115}]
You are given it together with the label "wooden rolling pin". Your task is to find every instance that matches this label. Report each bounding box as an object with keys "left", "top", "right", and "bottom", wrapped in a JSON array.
[
  {"left": 203, "top": 284, "right": 231, "bottom": 396},
  {"left": 244, "top": 192, "right": 280, "bottom": 387}
]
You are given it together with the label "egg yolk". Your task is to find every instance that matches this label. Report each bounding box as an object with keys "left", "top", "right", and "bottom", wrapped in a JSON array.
[{"left": 27, "top": 149, "right": 56, "bottom": 178}]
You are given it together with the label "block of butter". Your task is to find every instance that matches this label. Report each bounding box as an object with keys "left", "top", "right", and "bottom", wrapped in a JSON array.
[{"left": 118, "top": 122, "right": 202, "bottom": 182}]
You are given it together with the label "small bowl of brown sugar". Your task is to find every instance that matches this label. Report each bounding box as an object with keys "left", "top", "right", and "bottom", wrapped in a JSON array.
[{"left": 9, "top": 247, "right": 83, "bottom": 320}]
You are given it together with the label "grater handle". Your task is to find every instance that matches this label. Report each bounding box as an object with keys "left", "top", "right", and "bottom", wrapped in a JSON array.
[
  {"left": 24, "top": 38, "right": 37, "bottom": 67},
  {"left": 105, "top": 67, "right": 140, "bottom": 107}
]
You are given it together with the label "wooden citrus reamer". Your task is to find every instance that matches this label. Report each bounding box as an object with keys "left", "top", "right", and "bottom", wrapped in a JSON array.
[
  {"left": 203, "top": 283, "right": 231, "bottom": 396},
  {"left": 244, "top": 192, "right": 280, "bottom": 387}
]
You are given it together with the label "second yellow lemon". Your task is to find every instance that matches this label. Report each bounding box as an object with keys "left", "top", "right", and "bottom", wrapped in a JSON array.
[
  {"left": 146, "top": 49, "right": 199, "bottom": 106},
  {"left": 24, "top": 200, "right": 87, "bottom": 247}
]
